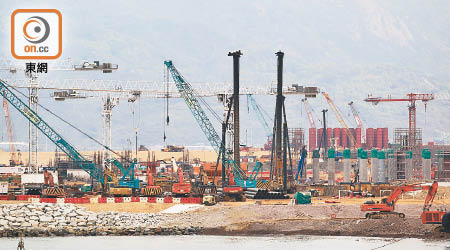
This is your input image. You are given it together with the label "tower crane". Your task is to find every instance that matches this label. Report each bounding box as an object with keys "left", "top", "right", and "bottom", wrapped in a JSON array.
[
  {"left": 348, "top": 101, "right": 366, "bottom": 144},
  {"left": 365, "top": 93, "right": 434, "bottom": 151},
  {"left": 247, "top": 94, "right": 273, "bottom": 149},
  {"left": 322, "top": 92, "right": 356, "bottom": 148}
]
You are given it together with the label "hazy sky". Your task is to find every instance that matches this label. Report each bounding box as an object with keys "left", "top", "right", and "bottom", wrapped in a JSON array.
[{"left": 0, "top": 0, "right": 448, "bottom": 151}]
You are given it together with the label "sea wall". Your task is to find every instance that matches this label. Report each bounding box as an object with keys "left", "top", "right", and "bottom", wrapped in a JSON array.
[{"left": 0, "top": 204, "right": 200, "bottom": 237}]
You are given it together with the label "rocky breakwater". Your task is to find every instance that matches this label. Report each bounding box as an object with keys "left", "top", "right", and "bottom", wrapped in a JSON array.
[{"left": 0, "top": 203, "right": 201, "bottom": 237}]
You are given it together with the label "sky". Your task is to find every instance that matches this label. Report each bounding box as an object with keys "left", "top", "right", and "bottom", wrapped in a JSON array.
[{"left": 0, "top": 0, "right": 449, "bottom": 152}]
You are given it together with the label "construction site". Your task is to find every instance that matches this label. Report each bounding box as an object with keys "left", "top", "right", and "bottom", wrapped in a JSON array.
[{"left": 0, "top": 49, "right": 447, "bottom": 241}]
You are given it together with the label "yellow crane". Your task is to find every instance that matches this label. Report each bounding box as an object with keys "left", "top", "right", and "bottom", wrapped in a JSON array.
[{"left": 322, "top": 92, "right": 356, "bottom": 148}]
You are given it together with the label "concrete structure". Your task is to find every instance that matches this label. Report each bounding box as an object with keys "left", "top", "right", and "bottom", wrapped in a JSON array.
[
  {"left": 312, "top": 150, "right": 320, "bottom": 183},
  {"left": 343, "top": 149, "right": 351, "bottom": 183},
  {"left": 327, "top": 149, "right": 335, "bottom": 185},
  {"left": 371, "top": 149, "right": 378, "bottom": 183},
  {"left": 377, "top": 151, "right": 386, "bottom": 183},
  {"left": 422, "top": 149, "right": 431, "bottom": 180},
  {"left": 387, "top": 150, "right": 395, "bottom": 182},
  {"left": 405, "top": 151, "right": 413, "bottom": 180},
  {"left": 359, "top": 150, "right": 369, "bottom": 183}
]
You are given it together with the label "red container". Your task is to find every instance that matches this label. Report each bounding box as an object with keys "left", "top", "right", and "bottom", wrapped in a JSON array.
[
  {"left": 355, "top": 128, "right": 362, "bottom": 148},
  {"left": 164, "top": 197, "right": 173, "bottom": 203},
  {"left": 326, "top": 128, "right": 332, "bottom": 145},
  {"left": 308, "top": 128, "right": 317, "bottom": 151},
  {"left": 366, "top": 128, "right": 374, "bottom": 148},
  {"left": 382, "top": 128, "right": 389, "bottom": 148},
  {"left": 147, "top": 197, "right": 156, "bottom": 203},
  {"left": 376, "top": 128, "right": 383, "bottom": 149},
  {"left": 341, "top": 128, "right": 348, "bottom": 148},
  {"left": 114, "top": 197, "right": 123, "bottom": 203},
  {"left": 131, "top": 197, "right": 140, "bottom": 202},
  {"left": 98, "top": 197, "right": 107, "bottom": 203}
]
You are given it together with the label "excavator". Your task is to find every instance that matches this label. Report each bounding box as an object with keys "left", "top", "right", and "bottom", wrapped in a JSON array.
[
  {"left": 362, "top": 181, "right": 449, "bottom": 231},
  {"left": 172, "top": 166, "right": 191, "bottom": 196}
]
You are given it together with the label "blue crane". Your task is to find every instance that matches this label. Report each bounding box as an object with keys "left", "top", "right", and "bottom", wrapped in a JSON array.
[
  {"left": 164, "top": 60, "right": 256, "bottom": 187},
  {"left": 247, "top": 94, "right": 272, "bottom": 137},
  {"left": 0, "top": 79, "right": 105, "bottom": 185}
]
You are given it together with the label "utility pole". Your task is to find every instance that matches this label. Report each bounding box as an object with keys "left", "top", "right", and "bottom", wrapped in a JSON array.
[{"left": 228, "top": 50, "right": 242, "bottom": 167}]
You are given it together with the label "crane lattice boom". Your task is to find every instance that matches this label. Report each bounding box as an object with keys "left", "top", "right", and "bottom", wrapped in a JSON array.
[
  {"left": 164, "top": 60, "right": 247, "bottom": 181},
  {"left": 322, "top": 92, "right": 356, "bottom": 147},
  {"left": 302, "top": 98, "right": 316, "bottom": 129},
  {"left": 348, "top": 101, "right": 365, "bottom": 143},
  {"left": 0, "top": 79, "right": 104, "bottom": 184}
]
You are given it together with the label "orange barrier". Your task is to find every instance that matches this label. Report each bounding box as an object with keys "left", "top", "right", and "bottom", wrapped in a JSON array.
[
  {"left": 147, "top": 197, "right": 156, "bottom": 203},
  {"left": 131, "top": 197, "right": 140, "bottom": 202},
  {"left": 98, "top": 197, "right": 107, "bottom": 203}
]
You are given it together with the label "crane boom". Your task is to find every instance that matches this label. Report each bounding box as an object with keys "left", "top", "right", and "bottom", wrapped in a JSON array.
[
  {"left": 322, "top": 92, "right": 356, "bottom": 147},
  {"left": 348, "top": 101, "right": 365, "bottom": 143},
  {"left": 247, "top": 94, "right": 272, "bottom": 137},
  {"left": 0, "top": 79, "right": 104, "bottom": 184},
  {"left": 302, "top": 98, "right": 316, "bottom": 129},
  {"left": 164, "top": 61, "right": 248, "bottom": 182}
]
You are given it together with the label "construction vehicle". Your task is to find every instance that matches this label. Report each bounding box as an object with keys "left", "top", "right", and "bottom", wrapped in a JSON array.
[
  {"left": 0, "top": 79, "right": 139, "bottom": 197},
  {"left": 42, "top": 170, "right": 66, "bottom": 198},
  {"left": 362, "top": 182, "right": 426, "bottom": 218},
  {"left": 172, "top": 166, "right": 191, "bottom": 196},
  {"left": 420, "top": 181, "right": 450, "bottom": 230},
  {"left": 105, "top": 158, "right": 140, "bottom": 196},
  {"left": 202, "top": 195, "right": 216, "bottom": 206},
  {"left": 141, "top": 167, "right": 162, "bottom": 196},
  {"left": 362, "top": 181, "right": 450, "bottom": 231},
  {"left": 164, "top": 60, "right": 258, "bottom": 189}
]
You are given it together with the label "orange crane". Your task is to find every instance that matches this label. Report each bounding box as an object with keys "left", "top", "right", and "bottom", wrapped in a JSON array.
[
  {"left": 362, "top": 181, "right": 449, "bottom": 230},
  {"left": 302, "top": 98, "right": 316, "bottom": 129},
  {"left": 348, "top": 101, "right": 366, "bottom": 144},
  {"left": 3, "top": 98, "right": 21, "bottom": 166},
  {"left": 364, "top": 93, "right": 434, "bottom": 150},
  {"left": 322, "top": 92, "right": 356, "bottom": 148}
]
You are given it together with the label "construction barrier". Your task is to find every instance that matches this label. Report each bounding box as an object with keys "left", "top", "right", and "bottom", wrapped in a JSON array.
[
  {"left": 40, "top": 198, "right": 57, "bottom": 203},
  {"left": 172, "top": 197, "right": 181, "bottom": 203},
  {"left": 180, "top": 197, "right": 189, "bottom": 203},
  {"left": 17, "top": 195, "right": 39, "bottom": 201},
  {"left": 156, "top": 197, "right": 164, "bottom": 204},
  {"left": 131, "top": 197, "right": 140, "bottom": 202},
  {"left": 147, "top": 197, "right": 156, "bottom": 203},
  {"left": 123, "top": 197, "right": 131, "bottom": 203},
  {"left": 98, "top": 197, "right": 107, "bottom": 203},
  {"left": 56, "top": 198, "right": 65, "bottom": 204},
  {"left": 114, "top": 197, "right": 123, "bottom": 203},
  {"left": 90, "top": 198, "right": 99, "bottom": 203},
  {"left": 30, "top": 198, "right": 40, "bottom": 203},
  {"left": 164, "top": 197, "right": 173, "bottom": 203},
  {"left": 139, "top": 197, "right": 148, "bottom": 203},
  {"left": 106, "top": 197, "right": 115, "bottom": 203},
  {"left": 0, "top": 195, "right": 9, "bottom": 200}
]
